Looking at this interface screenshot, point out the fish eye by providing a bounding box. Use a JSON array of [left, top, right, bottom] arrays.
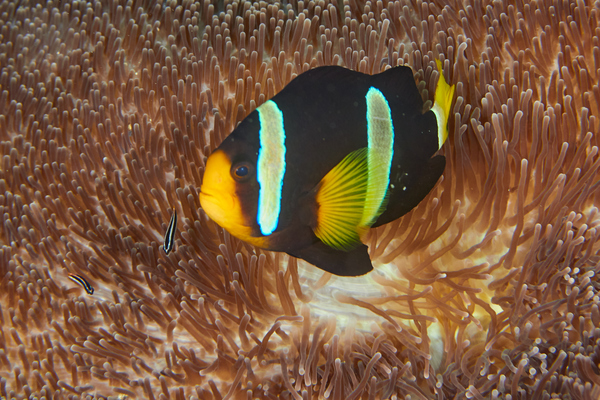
[[231, 162, 253, 181], [237, 166, 248, 176]]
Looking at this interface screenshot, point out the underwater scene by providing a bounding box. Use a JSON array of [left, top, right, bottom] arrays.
[[0, 0, 599, 399]]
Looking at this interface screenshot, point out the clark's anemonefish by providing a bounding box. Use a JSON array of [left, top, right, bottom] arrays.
[[200, 60, 455, 276]]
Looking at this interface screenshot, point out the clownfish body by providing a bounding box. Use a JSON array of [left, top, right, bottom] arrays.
[[200, 61, 455, 276]]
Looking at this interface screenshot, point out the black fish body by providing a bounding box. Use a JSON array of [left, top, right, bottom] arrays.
[[200, 63, 454, 276]]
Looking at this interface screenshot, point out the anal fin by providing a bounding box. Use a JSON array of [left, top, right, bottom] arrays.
[[287, 241, 373, 276]]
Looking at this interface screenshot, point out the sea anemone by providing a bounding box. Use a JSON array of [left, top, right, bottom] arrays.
[[1, 0, 600, 399]]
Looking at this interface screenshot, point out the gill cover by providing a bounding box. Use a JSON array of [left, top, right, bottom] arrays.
[[199, 149, 266, 248]]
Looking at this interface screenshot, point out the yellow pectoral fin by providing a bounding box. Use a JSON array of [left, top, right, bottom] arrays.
[[314, 148, 370, 251]]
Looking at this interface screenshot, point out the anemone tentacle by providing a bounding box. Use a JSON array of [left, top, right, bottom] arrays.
[[0, 1, 599, 399]]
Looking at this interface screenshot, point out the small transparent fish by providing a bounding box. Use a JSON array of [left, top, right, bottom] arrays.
[[68, 273, 94, 295], [164, 209, 177, 254]]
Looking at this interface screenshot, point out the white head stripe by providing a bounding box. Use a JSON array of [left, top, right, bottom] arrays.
[[361, 87, 394, 226], [256, 100, 286, 235]]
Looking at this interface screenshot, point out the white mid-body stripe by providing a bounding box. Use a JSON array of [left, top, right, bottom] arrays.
[[361, 87, 394, 226], [256, 100, 286, 235]]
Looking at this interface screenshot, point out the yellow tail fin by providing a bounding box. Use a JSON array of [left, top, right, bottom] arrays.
[[432, 59, 455, 148]]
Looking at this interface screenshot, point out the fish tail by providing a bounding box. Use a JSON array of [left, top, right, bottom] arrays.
[[432, 59, 456, 148]]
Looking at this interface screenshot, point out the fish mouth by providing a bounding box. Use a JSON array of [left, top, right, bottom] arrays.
[[199, 190, 214, 201], [199, 189, 258, 244], [199, 188, 220, 201], [199, 191, 220, 209], [199, 189, 235, 214]]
